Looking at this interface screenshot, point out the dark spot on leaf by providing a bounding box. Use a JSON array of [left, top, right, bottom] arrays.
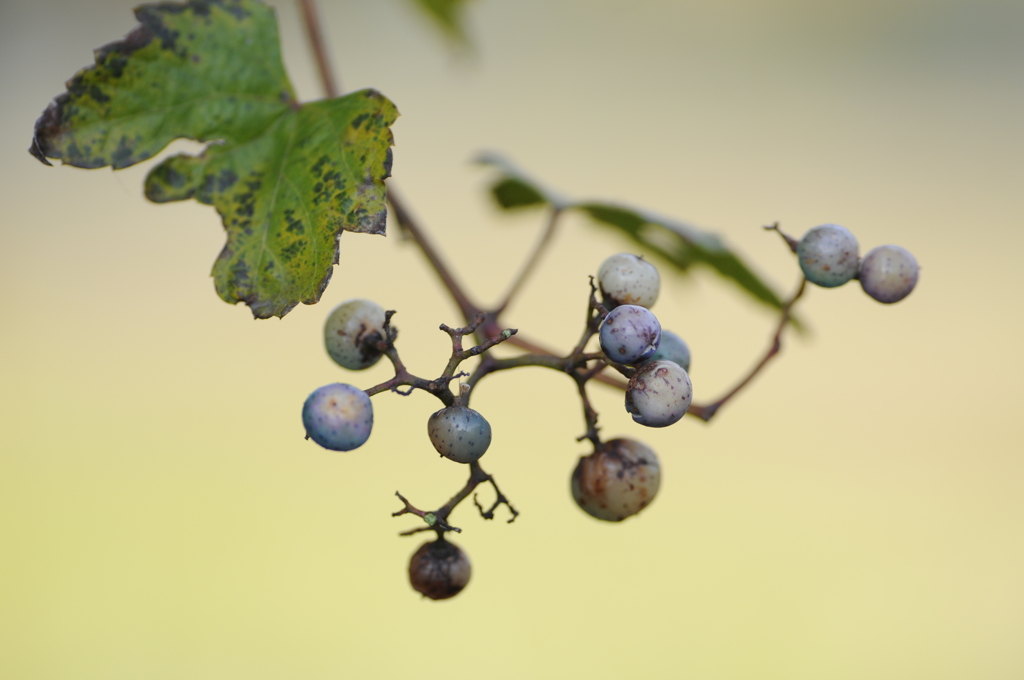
[[283, 208, 304, 234], [216, 168, 238, 191], [136, 7, 181, 53], [197, 173, 217, 204], [111, 136, 136, 168], [231, 258, 250, 284], [95, 24, 154, 62], [351, 113, 369, 130], [222, 2, 251, 21], [88, 85, 110, 105], [311, 155, 329, 178]]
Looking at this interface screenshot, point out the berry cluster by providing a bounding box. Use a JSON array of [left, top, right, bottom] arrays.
[[300, 224, 918, 600]]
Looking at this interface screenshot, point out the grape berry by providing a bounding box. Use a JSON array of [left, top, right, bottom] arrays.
[[571, 439, 661, 522], [324, 299, 387, 371], [408, 538, 472, 600], [625, 359, 693, 428], [597, 252, 660, 308], [302, 383, 373, 451], [641, 329, 691, 373], [599, 304, 661, 365], [859, 245, 920, 303], [797, 223, 860, 288], [427, 405, 493, 464]]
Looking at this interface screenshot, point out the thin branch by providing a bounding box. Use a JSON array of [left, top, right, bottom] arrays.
[[574, 377, 602, 447], [387, 187, 481, 324], [765, 221, 799, 253], [364, 311, 514, 404], [393, 491, 461, 535], [493, 207, 563, 315], [394, 463, 518, 535], [472, 474, 520, 524], [688, 277, 807, 422], [297, 0, 341, 98]]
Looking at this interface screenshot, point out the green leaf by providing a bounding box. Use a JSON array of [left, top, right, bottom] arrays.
[[476, 151, 570, 210], [405, 0, 475, 45], [577, 204, 786, 310], [30, 0, 398, 319], [477, 153, 788, 311]]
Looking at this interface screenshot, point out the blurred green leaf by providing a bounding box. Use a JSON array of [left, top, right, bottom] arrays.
[[478, 152, 788, 311], [491, 178, 547, 209], [476, 151, 570, 210], [405, 0, 475, 45], [30, 0, 397, 319]]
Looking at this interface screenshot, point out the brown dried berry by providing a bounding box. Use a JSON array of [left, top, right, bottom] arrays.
[[408, 538, 472, 600], [571, 438, 661, 522]]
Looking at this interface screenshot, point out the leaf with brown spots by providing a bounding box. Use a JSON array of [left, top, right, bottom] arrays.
[[30, 0, 398, 318]]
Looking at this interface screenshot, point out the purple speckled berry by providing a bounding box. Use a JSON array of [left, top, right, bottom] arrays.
[[302, 383, 373, 451], [599, 304, 661, 365], [859, 245, 919, 304], [625, 360, 692, 427], [571, 439, 661, 522], [427, 405, 492, 464], [797, 224, 860, 288]]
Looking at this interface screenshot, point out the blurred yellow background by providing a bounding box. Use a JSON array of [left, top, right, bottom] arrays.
[[2, 0, 1023, 677]]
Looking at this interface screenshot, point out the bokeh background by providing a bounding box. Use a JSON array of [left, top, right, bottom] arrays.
[[2, 0, 1023, 677]]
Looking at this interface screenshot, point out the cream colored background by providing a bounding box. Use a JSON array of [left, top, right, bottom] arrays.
[[2, 0, 1023, 677]]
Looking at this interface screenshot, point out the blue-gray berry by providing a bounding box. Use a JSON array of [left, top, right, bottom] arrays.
[[797, 224, 860, 288], [427, 405, 492, 464], [302, 383, 373, 451], [640, 329, 690, 373]]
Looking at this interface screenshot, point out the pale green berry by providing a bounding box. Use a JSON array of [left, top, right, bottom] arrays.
[[598, 253, 660, 308], [324, 299, 386, 370]]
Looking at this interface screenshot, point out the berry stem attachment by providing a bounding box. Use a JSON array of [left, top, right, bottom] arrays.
[[574, 377, 603, 447], [393, 491, 462, 535], [688, 276, 807, 422], [440, 314, 519, 390], [364, 311, 516, 406], [765, 221, 799, 253], [393, 462, 518, 536]]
